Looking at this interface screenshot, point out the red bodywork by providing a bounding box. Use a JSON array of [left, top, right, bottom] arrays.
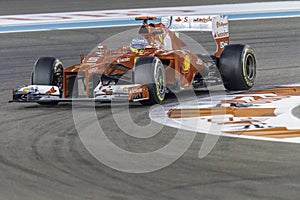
[[63, 17, 207, 99]]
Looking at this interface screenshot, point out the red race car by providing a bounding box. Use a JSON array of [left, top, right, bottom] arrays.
[[10, 15, 256, 105]]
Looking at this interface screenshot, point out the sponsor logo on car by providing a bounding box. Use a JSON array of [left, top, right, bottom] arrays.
[[117, 57, 130, 63], [216, 21, 228, 28], [45, 87, 57, 94], [214, 31, 229, 38], [183, 55, 190, 72], [87, 57, 98, 63], [193, 16, 213, 23]]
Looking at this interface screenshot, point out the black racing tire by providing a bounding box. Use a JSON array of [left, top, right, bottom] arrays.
[[219, 44, 256, 90], [32, 57, 64, 105], [133, 56, 166, 105], [32, 57, 63, 87]]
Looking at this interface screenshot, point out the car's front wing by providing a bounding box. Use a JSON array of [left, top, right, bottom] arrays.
[[9, 84, 150, 103]]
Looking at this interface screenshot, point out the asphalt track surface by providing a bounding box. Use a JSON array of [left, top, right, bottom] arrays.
[[1, 1, 300, 200]]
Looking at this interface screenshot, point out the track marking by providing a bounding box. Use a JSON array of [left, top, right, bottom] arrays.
[[150, 86, 300, 143]]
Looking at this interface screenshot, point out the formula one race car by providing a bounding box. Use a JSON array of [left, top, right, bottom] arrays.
[[10, 15, 256, 105]]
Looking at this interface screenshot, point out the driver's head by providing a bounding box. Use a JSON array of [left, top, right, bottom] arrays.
[[130, 35, 148, 53]]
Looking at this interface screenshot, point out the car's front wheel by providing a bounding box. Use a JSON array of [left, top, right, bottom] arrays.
[[133, 56, 166, 105], [32, 57, 64, 105]]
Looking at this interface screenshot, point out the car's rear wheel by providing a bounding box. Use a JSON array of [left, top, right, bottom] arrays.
[[134, 56, 166, 105], [32, 57, 64, 105], [219, 44, 256, 90]]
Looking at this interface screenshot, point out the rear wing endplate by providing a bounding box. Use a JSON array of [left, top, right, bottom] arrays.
[[161, 15, 229, 57]]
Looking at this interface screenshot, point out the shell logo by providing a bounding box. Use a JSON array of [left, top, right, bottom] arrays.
[[183, 55, 190, 72], [23, 87, 29, 93]]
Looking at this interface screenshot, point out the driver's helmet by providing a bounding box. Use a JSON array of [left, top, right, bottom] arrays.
[[130, 35, 148, 53]]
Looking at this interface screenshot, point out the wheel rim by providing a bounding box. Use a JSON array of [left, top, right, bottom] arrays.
[[154, 62, 165, 101], [245, 53, 256, 81], [53, 65, 64, 91], [157, 68, 164, 94]]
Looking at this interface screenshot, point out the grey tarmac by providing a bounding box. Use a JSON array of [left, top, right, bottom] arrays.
[[0, 0, 300, 199]]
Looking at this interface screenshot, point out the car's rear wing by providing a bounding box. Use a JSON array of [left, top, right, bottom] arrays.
[[161, 15, 229, 57]]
